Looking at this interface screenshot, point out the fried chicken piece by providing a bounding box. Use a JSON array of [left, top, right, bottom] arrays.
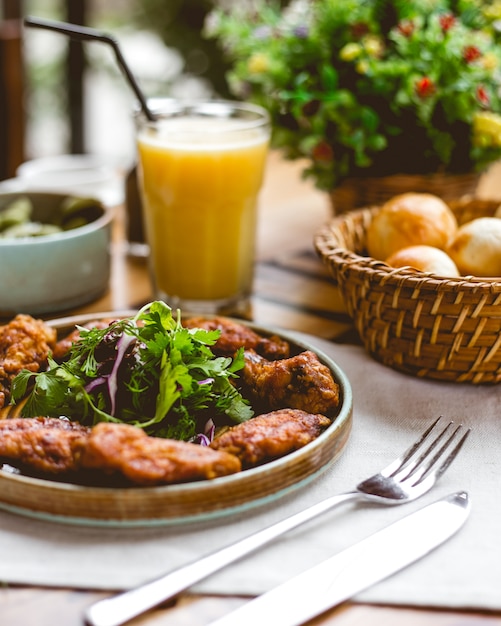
[[210, 408, 331, 468], [0, 419, 241, 485], [79, 422, 241, 485], [52, 318, 117, 360], [184, 316, 290, 359], [243, 350, 340, 416], [0, 417, 90, 474], [0, 315, 57, 408]]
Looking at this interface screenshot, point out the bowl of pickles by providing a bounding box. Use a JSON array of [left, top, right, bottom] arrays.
[[0, 191, 113, 316]]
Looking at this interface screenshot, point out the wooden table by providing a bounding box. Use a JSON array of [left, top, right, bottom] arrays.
[[2, 153, 501, 626]]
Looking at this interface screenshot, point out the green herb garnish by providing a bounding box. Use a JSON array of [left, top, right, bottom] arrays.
[[11, 301, 253, 441]]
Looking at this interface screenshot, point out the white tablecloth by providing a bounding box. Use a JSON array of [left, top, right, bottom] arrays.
[[0, 336, 499, 610]]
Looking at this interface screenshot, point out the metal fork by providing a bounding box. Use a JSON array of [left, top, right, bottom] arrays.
[[85, 417, 469, 626]]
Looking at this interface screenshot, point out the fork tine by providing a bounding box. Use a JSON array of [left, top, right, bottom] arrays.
[[392, 418, 455, 480], [410, 426, 471, 486], [381, 416, 444, 477]]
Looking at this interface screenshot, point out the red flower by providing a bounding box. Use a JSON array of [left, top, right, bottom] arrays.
[[350, 22, 370, 39], [415, 77, 436, 98], [312, 141, 334, 163], [439, 13, 456, 33], [463, 46, 482, 63], [397, 19, 415, 37], [476, 85, 490, 106]]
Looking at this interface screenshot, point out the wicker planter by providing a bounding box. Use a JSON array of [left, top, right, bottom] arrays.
[[315, 197, 501, 384], [329, 171, 481, 214]]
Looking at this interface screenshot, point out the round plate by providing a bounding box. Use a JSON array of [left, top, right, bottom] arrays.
[[0, 312, 353, 527]]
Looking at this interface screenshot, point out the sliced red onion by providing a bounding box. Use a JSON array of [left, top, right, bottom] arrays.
[[197, 377, 214, 386], [107, 332, 137, 415], [194, 433, 211, 446], [85, 376, 107, 393], [192, 418, 216, 446]]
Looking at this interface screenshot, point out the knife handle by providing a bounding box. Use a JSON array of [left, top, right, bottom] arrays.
[[84, 491, 358, 626]]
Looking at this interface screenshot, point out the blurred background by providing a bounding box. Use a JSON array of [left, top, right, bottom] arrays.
[[0, 0, 241, 180]]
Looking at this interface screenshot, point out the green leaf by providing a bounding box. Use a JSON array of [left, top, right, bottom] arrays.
[[321, 64, 338, 91], [10, 369, 33, 402], [11, 301, 254, 441]]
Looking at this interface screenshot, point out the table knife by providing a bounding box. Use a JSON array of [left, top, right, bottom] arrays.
[[207, 491, 470, 626]]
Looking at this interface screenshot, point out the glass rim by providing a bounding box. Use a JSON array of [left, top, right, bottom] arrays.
[[135, 98, 270, 132]]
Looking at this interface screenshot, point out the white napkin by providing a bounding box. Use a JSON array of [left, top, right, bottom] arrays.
[[0, 336, 499, 610]]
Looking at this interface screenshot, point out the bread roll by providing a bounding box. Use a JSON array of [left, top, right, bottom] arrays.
[[366, 192, 458, 261], [385, 245, 460, 277], [447, 217, 501, 277]]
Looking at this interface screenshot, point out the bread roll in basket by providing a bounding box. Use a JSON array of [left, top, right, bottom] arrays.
[[314, 197, 501, 384]]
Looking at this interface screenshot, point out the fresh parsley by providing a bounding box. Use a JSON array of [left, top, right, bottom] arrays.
[[11, 301, 253, 441]]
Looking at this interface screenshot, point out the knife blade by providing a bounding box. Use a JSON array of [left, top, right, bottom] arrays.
[[207, 491, 470, 626]]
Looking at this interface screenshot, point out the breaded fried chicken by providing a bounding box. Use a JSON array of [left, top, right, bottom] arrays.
[[0, 417, 90, 474], [0, 419, 241, 485], [184, 316, 290, 359], [0, 315, 57, 408], [79, 422, 241, 485], [210, 408, 331, 468], [243, 349, 340, 416]]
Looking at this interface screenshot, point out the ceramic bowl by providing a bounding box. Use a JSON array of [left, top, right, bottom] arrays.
[[0, 191, 113, 316]]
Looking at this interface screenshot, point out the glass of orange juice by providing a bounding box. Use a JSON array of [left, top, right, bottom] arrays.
[[135, 99, 270, 316]]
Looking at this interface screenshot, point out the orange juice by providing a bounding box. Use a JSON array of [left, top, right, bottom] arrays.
[[136, 104, 270, 314]]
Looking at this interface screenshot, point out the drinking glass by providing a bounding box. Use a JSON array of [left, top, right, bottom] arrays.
[[135, 99, 270, 316]]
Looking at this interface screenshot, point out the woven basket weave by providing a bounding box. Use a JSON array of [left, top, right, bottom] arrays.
[[314, 197, 501, 384], [330, 172, 480, 214]]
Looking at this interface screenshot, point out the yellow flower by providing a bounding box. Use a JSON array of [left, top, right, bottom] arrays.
[[483, 0, 501, 20], [248, 53, 270, 74], [339, 42, 361, 61], [482, 52, 498, 71], [473, 111, 501, 147], [363, 35, 384, 58], [356, 59, 370, 74]]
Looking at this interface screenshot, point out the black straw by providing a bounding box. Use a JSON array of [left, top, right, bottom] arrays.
[[24, 16, 157, 122]]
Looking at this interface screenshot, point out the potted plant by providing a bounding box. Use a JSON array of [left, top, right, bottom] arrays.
[[205, 0, 501, 210]]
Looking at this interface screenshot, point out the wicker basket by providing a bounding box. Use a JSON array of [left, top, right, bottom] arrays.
[[314, 197, 501, 384], [330, 171, 480, 214]]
